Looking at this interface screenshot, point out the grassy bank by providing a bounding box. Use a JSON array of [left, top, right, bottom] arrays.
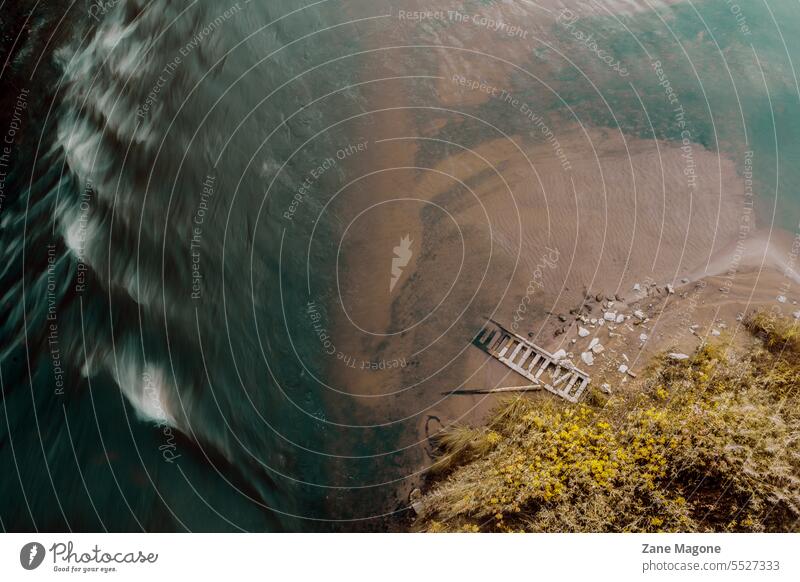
[[414, 311, 800, 532]]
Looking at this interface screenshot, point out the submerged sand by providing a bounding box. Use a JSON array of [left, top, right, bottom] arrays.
[[314, 0, 797, 521]]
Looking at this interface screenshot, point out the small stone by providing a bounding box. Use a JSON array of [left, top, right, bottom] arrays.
[[615, 313, 625, 324], [595, 293, 603, 302], [554, 327, 565, 336], [600, 383, 612, 395], [588, 338, 599, 349], [604, 312, 617, 321], [666, 284, 675, 294], [581, 352, 594, 366], [578, 327, 590, 337], [558, 314, 568, 322], [634, 310, 645, 320], [553, 349, 567, 361], [633, 283, 641, 292], [591, 343, 604, 354], [711, 329, 721, 336], [590, 318, 598, 325], [615, 294, 623, 302], [681, 278, 689, 284], [618, 364, 628, 374], [669, 353, 690, 360], [777, 295, 787, 303], [639, 333, 648, 342], [598, 319, 605, 327], [793, 311, 800, 320]]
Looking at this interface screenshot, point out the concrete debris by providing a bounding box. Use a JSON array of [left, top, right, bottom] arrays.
[[578, 327, 590, 337], [581, 352, 595, 366], [553, 349, 567, 361]]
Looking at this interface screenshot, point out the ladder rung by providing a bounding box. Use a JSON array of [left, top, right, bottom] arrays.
[[504, 342, 524, 363], [534, 359, 551, 379]]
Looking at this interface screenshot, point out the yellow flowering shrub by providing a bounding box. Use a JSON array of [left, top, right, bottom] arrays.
[[415, 313, 800, 533]]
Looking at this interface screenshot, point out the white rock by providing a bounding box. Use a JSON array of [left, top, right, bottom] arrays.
[[777, 295, 787, 303], [590, 318, 597, 325], [604, 312, 616, 321], [571, 339, 577, 344], [666, 284, 675, 294], [690, 324, 699, 330], [639, 333, 648, 342], [618, 364, 628, 374], [578, 327, 590, 337], [553, 349, 567, 361], [633, 283, 641, 292], [581, 352, 594, 366], [634, 310, 645, 320], [669, 353, 690, 360], [598, 320, 605, 327], [711, 329, 721, 336], [615, 313, 625, 324], [681, 278, 689, 284], [591, 343, 605, 354], [794, 311, 800, 320], [588, 338, 599, 349], [600, 383, 612, 394]]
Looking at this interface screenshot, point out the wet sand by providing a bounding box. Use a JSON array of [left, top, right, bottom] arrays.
[[316, 0, 796, 522]]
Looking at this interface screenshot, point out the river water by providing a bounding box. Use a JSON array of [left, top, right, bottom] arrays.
[[2, 0, 799, 531]]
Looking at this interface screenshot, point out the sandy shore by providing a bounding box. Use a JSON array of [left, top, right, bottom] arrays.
[[316, 0, 798, 521]]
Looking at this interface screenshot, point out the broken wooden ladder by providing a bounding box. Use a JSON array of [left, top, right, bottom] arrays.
[[471, 319, 591, 403]]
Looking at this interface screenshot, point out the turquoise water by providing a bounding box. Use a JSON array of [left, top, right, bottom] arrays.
[[546, 0, 800, 228]]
